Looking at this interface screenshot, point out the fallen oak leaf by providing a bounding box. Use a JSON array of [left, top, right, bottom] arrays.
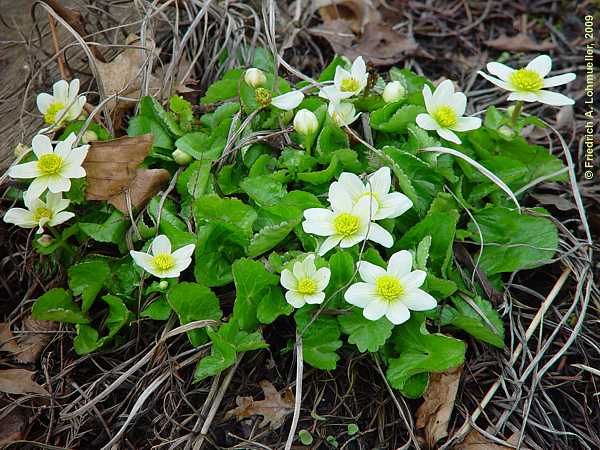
[[83, 134, 171, 213], [416, 365, 463, 448], [314, 0, 381, 32], [225, 380, 294, 429], [0, 369, 49, 396], [14, 317, 58, 364], [484, 34, 555, 52]]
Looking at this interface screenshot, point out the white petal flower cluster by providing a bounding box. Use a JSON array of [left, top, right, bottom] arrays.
[[245, 68, 304, 111], [280, 255, 330, 307], [478, 55, 575, 106], [130, 235, 195, 279], [3, 191, 74, 233], [37, 79, 86, 129]]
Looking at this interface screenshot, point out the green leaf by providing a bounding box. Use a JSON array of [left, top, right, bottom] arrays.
[[257, 286, 293, 324], [170, 95, 194, 132], [325, 250, 355, 308], [338, 308, 393, 352], [232, 259, 279, 331], [240, 175, 287, 207], [141, 298, 172, 321], [194, 327, 237, 381], [74, 295, 130, 354], [247, 220, 298, 257], [59, 120, 111, 141], [167, 282, 223, 346], [127, 116, 174, 149], [295, 307, 342, 370], [200, 69, 243, 104], [318, 56, 349, 82], [468, 207, 558, 275], [201, 102, 240, 129], [177, 160, 213, 200], [386, 315, 465, 398], [175, 132, 223, 161], [441, 296, 504, 348], [315, 123, 349, 160], [415, 236, 431, 270], [73, 325, 101, 354], [297, 155, 339, 185], [193, 194, 257, 237], [79, 209, 128, 244], [279, 148, 317, 174], [68, 259, 112, 312], [32, 288, 90, 324], [370, 104, 425, 133]]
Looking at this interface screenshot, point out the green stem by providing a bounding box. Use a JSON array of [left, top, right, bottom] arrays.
[[509, 100, 523, 128]]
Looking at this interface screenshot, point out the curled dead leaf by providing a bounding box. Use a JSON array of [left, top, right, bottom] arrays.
[[225, 380, 294, 429], [416, 366, 463, 448], [455, 430, 514, 450], [310, 20, 417, 66], [0, 369, 48, 396], [314, 0, 381, 32], [484, 34, 555, 52], [83, 134, 170, 213], [14, 318, 58, 364]]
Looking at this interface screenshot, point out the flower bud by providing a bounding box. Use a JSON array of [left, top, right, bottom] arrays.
[[244, 68, 267, 88], [36, 234, 54, 248], [498, 125, 516, 138], [293, 109, 319, 135], [159, 280, 169, 290], [14, 143, 31, 158], [172, 149, 192, 165], [81, 130, 98, 144], [382, 81, 407, 103]]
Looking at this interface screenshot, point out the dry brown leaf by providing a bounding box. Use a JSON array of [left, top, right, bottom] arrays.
[[14, 318, 58, 364], [416, 366, 463, 448], [0, 404, 27, 445], [484, 34, 555, 52], [0, 369, 48, 396], [83, 134, 170, 213], [0, 323, 19, 353], [225, 380, 294, 429], [314, 0, 381, 32], [455, 430, 512, 449], [311, 20, 417, 66]]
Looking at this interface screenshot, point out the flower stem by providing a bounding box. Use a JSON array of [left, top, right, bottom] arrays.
[[509, 100, 523, 128]]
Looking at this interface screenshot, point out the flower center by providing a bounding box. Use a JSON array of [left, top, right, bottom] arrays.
[[375, 275, 404, 302], [297, 277, 317, 295], [340, 77, 360, 92], [37, 154, 63, 175], [509, 69, 543, 92], [333, 213, 360, 237], [433, 105, 458, 128], [255, 88, 272, 107], [33, 207, 53, 221], [43, 102, 65, 125], [152, 253, 175, 271]]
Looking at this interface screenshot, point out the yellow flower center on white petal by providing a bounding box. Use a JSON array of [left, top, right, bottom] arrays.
[[433, 105, 458, 128], [334, 213, 360, 237], [255, 88, 272, 107], [44, 102, 65, 125], [297, 277, 317, 295], [340, 78, 360, 92], [509, 69, 543, 92], [33, 207, 53, 221], [375, 275, 404, 302], [37, 154, 63, 175], [152, 253, 175, 271]]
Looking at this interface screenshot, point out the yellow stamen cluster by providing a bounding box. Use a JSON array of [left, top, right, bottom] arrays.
[[37, 154, 63, 175], [33, 207, 53, 221], [334, 213, 360, 237], [375, 275, 404, 302], [255, 88, 272, 107], [297, 277, 317, 295], [43, 102, 65, 125], [433, 105, 458, 128], [509, 69, 544, 92], [153, 253, 175, 271], [340, 78, 360, 92]]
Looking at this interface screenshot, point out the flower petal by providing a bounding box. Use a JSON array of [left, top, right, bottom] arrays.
[[357, 261, 386, 283], [32, 134, 53, 158], [329, 181, 354, 212], [3, 208, 37, 228], [301, 254, 317, 277], [351, 56, 366, 81], [400, 270, 426, 291], [387, 250, 413, 278], [68, 79, 80, 100], [451, 92, 467, 117], [422, 84, 434, 112], [49, 211, 75, 227], [526, 55, 552, 78], [318, 235, 342, 256], [339, 232, 367, 249], [302, 218, 335, 237], [293, 260, 307, 279], [385, 302, 411, 325], [304, 208, 334, 222], [304, 292, 326, 305], [60, 164, 86, 179], [486, 62, 515, 81], [344, 282, 376, 307], [478, 71, 511, 90], [337, 172, 364, 201], [46, 175, 70, 193], [452, 116, 482, 132], [8, 161, 41, 179], [416, 113, 438, 131], [506, 91, 539, 102], [26, 177, 49, 200], [363, 297, 388, 321], [535, 90, 575, 106], [52, 80, 69, 102], [172, 244, 196, 269], [367, 166, 391, 197], [285, 291, 306, 308], [436, 127, 461, 144], [366, 222, 394, 248], [401, 288, 437, 311], [130, 250, 155, 274], [431, 80, 454, 109], [314, 267, 331, 291], [334, 66, 351, 87], [376, 192, 413, 220], [543, 73, 576, 88], [36, 93, 54, 114], [319, 85, 348, 102], [280, 269, 297, 290], [152, 235, 171, 255], [271, 90, 304, 110]]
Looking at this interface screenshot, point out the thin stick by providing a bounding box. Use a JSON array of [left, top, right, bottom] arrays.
[[47, 13, 70, 79], [285, 332, 303, 450]]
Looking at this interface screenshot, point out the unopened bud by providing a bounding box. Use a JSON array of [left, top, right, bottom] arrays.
[[498, 125, 516, 138], [293, 109, 319, 135], [159, 280, 169, 290], [382, 81, 407, 103], [172, 149, 192, 165], [36, 234, 54, 247], [81, 130, 98, 144], [244, 68, 267, 88]]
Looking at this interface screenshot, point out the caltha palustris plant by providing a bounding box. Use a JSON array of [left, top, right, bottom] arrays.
[[3, 51, 574, 403]]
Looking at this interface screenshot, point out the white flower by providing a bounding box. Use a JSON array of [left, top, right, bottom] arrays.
[[344, 250, 437, 325], [8, 133, 88, 200], [130, 235, 195, 279], [280, 255, 331, 307], [319, 56, 368, 100], [302, 182, 393, 256], [3, 191, 74, 233], [255, 87, 304, 110], [36, 79, 86, 128], [332, 167, 412, 220], [293, 109, 319, 135], [328, 101, 360, 127], [382, 81, 407, 103], [416, 80, 481, 145], [244, 68, 267, 88], [478, 55, 576, 106]]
